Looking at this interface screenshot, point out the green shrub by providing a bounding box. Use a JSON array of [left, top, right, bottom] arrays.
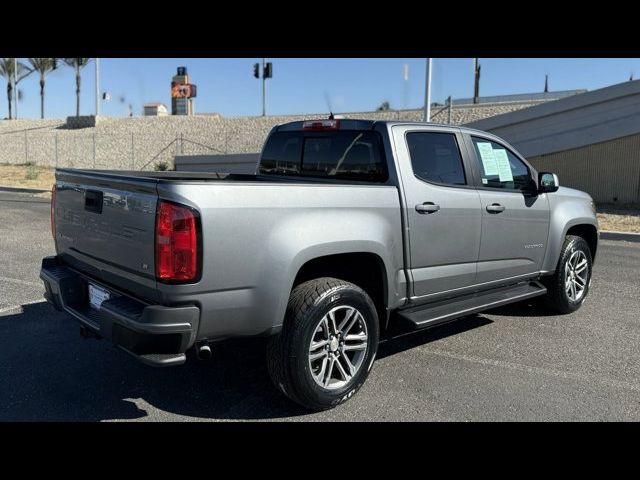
[[154, 160, 172, 171], [25, 165, 39, 180]]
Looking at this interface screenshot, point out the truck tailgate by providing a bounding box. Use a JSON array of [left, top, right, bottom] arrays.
[[53, 169, 159, 301]]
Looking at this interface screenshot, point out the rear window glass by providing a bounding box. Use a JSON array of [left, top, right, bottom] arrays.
[[259, 131, 387, 182]]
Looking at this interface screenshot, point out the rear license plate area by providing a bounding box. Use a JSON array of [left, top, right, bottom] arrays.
[[88, 283, 110, 310]]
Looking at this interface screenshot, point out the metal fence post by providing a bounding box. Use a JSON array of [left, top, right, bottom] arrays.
[[447, 96, 453, 125], [55, 133, 58, 168]]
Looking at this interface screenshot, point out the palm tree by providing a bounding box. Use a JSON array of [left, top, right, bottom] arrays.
[[0, 58, 31, 119], [28, 58, 56, 119], [63, 58, 91, 117]]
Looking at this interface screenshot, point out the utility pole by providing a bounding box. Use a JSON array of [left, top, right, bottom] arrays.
[[95, 58, 100, 116], [262, 58, 266, 116], [423, 58, 432, 122], [14, 57, 18, 119], [473, 58, 481, 104], [544, 74, 549, 93]]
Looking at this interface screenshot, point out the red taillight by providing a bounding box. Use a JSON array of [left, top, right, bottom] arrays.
[[51, 184, 57, 241], [302, 119, 340, 131], [155, 200, 199, 282]]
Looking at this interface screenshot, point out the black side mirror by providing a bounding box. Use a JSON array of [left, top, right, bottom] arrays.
[[539, 172, 559, 193]]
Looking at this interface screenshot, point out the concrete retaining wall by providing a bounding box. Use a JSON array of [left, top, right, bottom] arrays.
[[0, 100, 547, 171]]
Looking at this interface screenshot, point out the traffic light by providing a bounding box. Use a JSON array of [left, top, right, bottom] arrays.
[[264, 62, 272, 79], [253, 63, 260, 78]]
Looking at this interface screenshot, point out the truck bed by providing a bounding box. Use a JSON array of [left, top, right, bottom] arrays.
[[57, 168, 396, 186], [52, 168, 406, 337]]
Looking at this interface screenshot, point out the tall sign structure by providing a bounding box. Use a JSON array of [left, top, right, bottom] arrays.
[[171, 66, 197, 115]]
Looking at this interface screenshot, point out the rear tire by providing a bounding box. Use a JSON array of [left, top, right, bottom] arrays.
[[541, 235, 592, 314], [267, 277, 379, 411]]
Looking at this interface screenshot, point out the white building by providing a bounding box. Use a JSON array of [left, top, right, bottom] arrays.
[[143, 103, 169, 116]]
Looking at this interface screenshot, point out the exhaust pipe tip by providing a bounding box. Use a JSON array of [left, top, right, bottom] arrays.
[[196, 343, 212, 360]]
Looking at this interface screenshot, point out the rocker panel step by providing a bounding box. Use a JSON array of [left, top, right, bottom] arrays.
[[398, 281, 547, 329]]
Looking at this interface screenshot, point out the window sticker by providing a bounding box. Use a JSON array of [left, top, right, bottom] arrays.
[[476, 142, 499, 176], [492, 148, 514, 182]]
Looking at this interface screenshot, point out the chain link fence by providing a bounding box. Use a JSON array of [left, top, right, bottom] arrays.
[[0, 129, 268, 171]]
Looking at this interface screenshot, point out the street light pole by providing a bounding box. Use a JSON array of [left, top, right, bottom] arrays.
[[423, 58, 432, 122], [473, 58, 481, 104], [262, 58, 266, 116], [14, 57, 18, 119], [95, 58, 100, 116]]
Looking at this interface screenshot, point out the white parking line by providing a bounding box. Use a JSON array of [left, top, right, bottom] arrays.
[[423, 347, 640, 393]]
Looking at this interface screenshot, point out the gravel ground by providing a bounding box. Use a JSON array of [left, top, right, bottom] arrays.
[[597, 204, 640, 233], [0, 164, 55, 190]]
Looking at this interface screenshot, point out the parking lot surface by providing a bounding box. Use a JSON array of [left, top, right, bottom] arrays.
[[1, 190, 639, 421]]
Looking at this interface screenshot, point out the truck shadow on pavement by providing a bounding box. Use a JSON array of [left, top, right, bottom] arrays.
[[0, 302, 306, 421], [0, 301, 506, 421]]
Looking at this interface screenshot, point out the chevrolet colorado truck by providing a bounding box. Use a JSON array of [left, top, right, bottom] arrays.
[[41, 119, 598, 410]]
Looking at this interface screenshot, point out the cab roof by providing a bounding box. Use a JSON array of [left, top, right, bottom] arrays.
[[274, 118, 489, 136]]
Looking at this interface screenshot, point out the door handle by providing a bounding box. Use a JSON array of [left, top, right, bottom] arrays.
[[415, 202, 440, 214], [486, 203, 506, 213]]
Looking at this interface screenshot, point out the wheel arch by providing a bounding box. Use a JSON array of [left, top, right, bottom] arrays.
[[566, 224, 598, 262], [292, 251, 390, 331], [541, 202, 599, 273]]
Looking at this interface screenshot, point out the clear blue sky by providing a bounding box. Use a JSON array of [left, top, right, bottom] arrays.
[[5, 58, 640, 119]]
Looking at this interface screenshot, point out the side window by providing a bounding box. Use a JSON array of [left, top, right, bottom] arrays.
[[406, 132, 466, 186], [471, 137, 533, 191]]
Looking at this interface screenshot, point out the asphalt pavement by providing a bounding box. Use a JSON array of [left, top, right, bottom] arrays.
[[1, 190, 639, 421]]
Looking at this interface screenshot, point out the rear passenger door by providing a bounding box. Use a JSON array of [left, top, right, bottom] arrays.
[[392, 126, 482, 301], [464, 134, 550, 284]]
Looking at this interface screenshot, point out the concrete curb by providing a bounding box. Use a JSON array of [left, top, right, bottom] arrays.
[[0, 186, 49, 194], [600, 231, 640, 243]]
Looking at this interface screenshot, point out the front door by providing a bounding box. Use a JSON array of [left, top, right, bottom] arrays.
[[466, 134, 550, 284], [392, 126, 482, 300]]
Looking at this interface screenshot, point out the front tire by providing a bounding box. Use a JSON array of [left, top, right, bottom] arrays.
[[541, 235, 593, 314], [267, 277, 379, 411]]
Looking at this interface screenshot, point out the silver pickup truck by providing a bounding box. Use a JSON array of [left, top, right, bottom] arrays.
[[41, 119, 598, 410]]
